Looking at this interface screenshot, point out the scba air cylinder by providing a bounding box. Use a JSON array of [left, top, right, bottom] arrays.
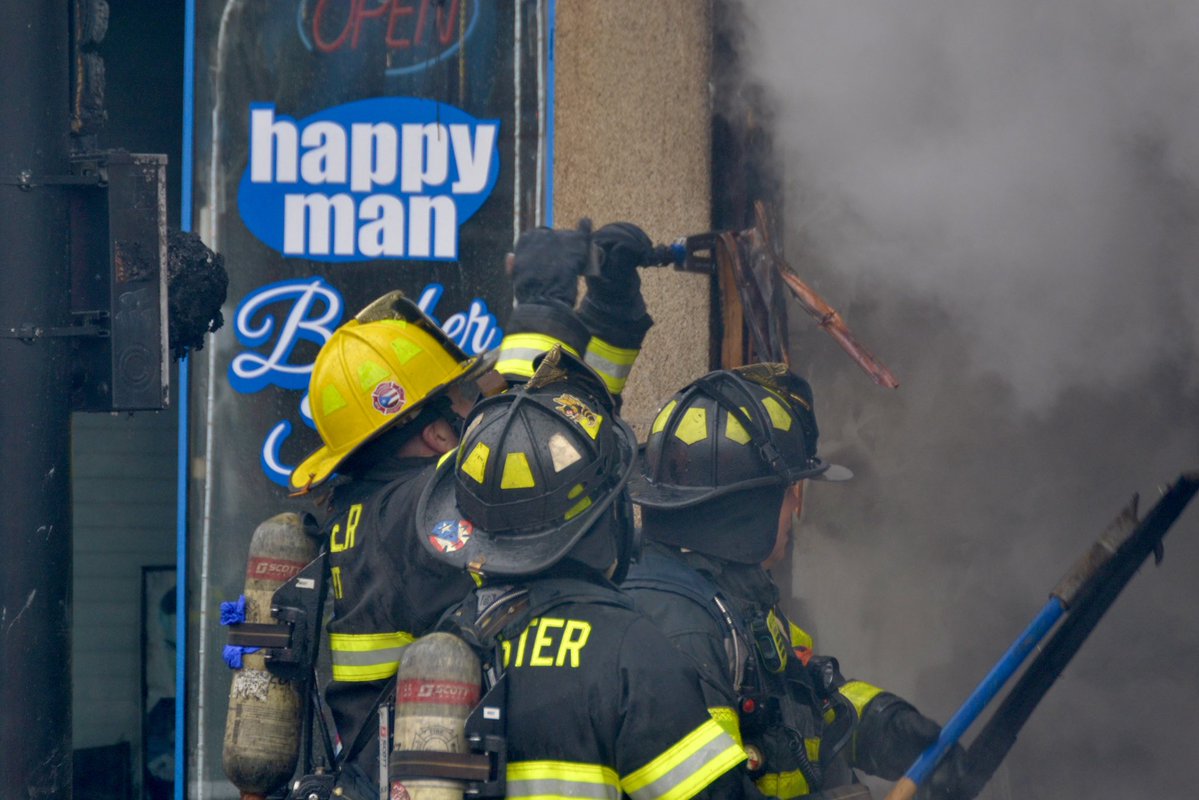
[[390, 632, 482, 800], [222, 512, 319, 799]]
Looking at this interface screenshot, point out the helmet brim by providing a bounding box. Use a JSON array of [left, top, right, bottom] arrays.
[[289, 349, 499, 492], [416, 415, 638, 578], [628, 446, 852, 510]]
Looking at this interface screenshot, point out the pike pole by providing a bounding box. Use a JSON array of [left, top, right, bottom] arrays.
[[885, 471, 1199, 800]]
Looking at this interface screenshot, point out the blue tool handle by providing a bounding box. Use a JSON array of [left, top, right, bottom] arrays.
[[896, 597, 1065, 792], [644, 240, 687, 267]]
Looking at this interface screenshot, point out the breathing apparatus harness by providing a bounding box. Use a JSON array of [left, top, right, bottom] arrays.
[[623, 548, 859, 794], [378, 573, 635, 798]]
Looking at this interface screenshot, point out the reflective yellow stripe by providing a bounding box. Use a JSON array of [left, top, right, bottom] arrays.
[[506, 760, 620, 800], [673, 408, 709, 445], [495, 334, 579, 378], [840, 679, 888, 767], [584, 337, 639, 394], [651, 400, 678, 434], [754, 740, 821, 799], [788, 621, 813, 650], [708, 706, 742, 748], [839, 679, 885, 718], [622, 718, 744, 800], [328, 630, 415, 682]]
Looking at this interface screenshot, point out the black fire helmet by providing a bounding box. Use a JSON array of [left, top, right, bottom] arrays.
[[417, 348, 638, 580], [629, 363, 852, 511]]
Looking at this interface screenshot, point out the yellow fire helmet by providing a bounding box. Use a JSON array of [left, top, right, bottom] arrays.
[[290, 291, 497, 493]]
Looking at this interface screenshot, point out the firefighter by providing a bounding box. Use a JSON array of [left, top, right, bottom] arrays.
[[415, 348, 751, 800], [288, 219, 658, 795], [288, 292, 490, 796], [622, 364, 969, 800]]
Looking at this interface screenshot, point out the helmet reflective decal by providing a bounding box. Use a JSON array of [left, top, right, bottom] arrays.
[[552, 393, 602, 439], [429, 519, 473, 553], [761, 396, 793, 431], [321, 384, 348, 415], [371, 381, 407, 414], [500, 452, 536, 489], [674, 407, 708, 445], [461, 441, 490, 484], [389, 334, 423, 364], [725, 407, 752, 444], [547, 432, 582, 472], [564, 495, 593, 521], [358, 359, 390, 389], [651, 399, 677, 435]]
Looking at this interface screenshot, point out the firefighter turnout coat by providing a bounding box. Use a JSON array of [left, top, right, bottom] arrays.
[[624, 542, 919, 800], [448, 570, 750, 800], [321, 454, 477, 781]]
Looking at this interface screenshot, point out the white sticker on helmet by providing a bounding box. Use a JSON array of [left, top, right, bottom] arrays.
[[548, 432, 582, 472]]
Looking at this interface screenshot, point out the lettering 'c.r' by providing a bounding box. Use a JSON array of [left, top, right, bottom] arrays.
[[330, 503, 363, 552]]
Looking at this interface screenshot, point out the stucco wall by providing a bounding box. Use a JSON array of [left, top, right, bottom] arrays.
[[554, 0, 712, 435]]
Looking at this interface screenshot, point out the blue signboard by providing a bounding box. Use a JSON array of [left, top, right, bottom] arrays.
[[239, 99, 500, 261]]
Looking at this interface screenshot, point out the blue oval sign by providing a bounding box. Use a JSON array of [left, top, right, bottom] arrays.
[[239, 97, 501, 263]]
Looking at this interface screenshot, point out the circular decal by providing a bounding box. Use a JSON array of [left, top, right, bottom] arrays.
[[372, 381, 406, 415], [429, 519, 474, 553]]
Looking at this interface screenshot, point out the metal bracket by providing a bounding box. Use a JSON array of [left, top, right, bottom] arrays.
[[2, 312, 111, 342], [266, 554, 327, 684], [0, 168, 106, 191]]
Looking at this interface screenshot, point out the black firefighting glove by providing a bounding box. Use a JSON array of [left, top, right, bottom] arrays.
[[589, 222, 653, 311], [917, 743, 973, 800], [855, 694, 975, 800], [579, 221, 655, 348], [504, 220, 594, 358], [510, 219, 593, 310]]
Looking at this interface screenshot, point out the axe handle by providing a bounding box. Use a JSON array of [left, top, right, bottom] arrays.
[[882, 597, 1065, 800], [886, 778, 919, 800], [888, 472, 1198, 800], [961, 472, 1199, 796]]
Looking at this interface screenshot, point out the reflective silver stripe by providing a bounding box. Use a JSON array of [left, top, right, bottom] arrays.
[[496, 336, 580, 375], [625, 724, 743, 800], [330, 646, 406, 668], [507, 777, 620, 800], [584, 348, 634, 381], [329, 633, 413, 681], [506, 762, 621, 800], [496, 345, 548, 366]]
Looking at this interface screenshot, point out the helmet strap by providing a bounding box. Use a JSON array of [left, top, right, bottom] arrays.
[[433, 394, 468, 438], [692, 375, 793, 482]]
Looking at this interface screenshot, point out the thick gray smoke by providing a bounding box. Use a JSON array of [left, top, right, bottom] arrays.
[[735, 1, 1199, 797]]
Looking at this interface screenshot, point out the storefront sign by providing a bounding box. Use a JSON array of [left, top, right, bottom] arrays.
[[241, 99, 499, 261]]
